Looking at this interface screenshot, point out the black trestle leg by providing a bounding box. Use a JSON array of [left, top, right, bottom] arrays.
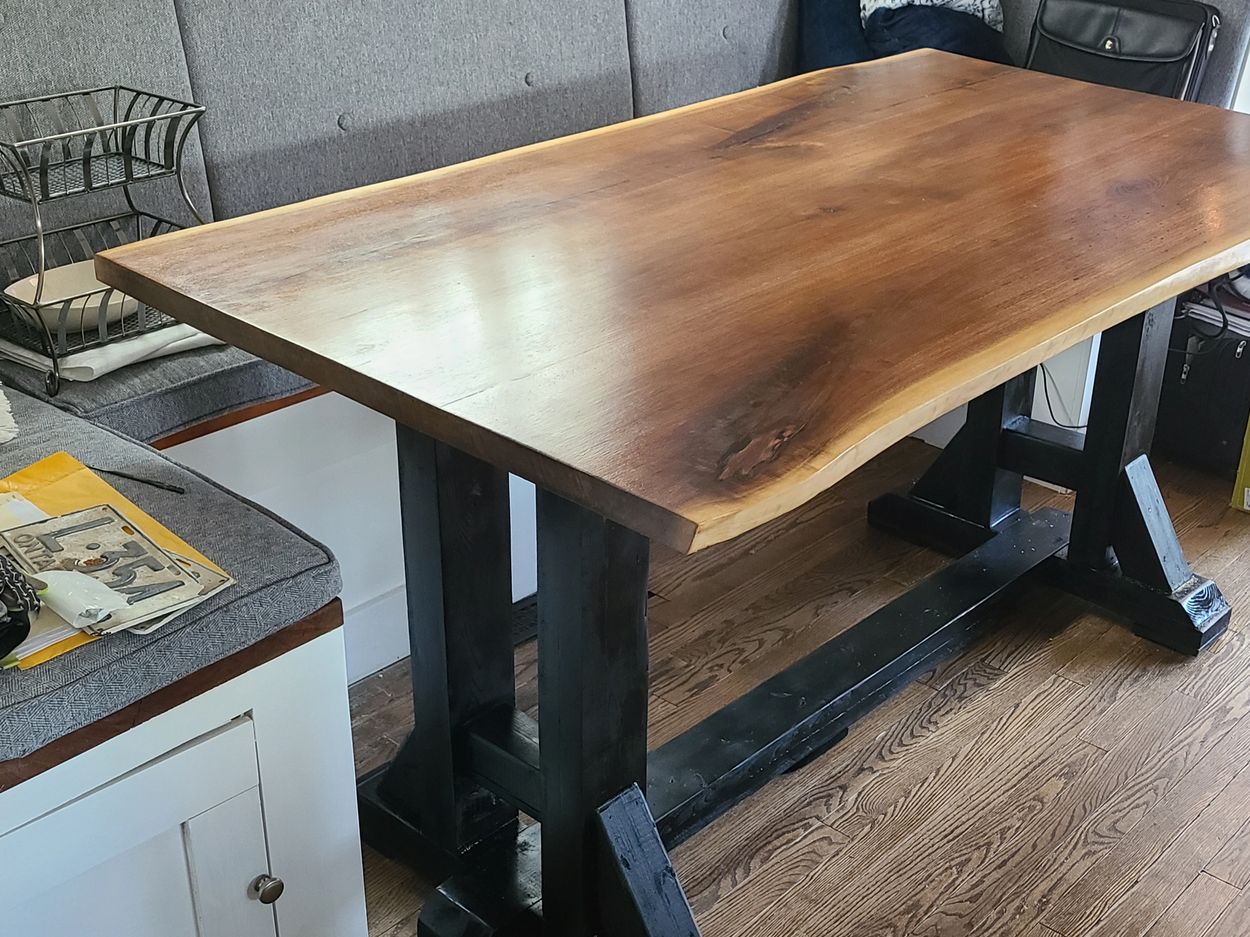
[[358, 426, 518, 874], [1050, 302, 1231, 654], [537, 490, 699, 937], [868, 371, 1035, 555], [416, 490, 700, 937]]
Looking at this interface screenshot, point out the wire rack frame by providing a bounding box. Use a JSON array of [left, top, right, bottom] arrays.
[[0, 86, 204, 212], [0, 211, 183, 395]]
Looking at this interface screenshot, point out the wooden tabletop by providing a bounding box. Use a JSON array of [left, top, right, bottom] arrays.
[[97, 50, 1250, 554]]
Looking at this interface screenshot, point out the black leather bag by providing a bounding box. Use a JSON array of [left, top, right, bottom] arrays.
[[1156, 312, 1250, 477], [1025, 0, 1220, 102]]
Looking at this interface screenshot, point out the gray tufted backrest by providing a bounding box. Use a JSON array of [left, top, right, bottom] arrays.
[[624, 0, 799, 115], [0, 0, 212, 240], [172, 0, 635, 218], [4, 0, 1249, 227]]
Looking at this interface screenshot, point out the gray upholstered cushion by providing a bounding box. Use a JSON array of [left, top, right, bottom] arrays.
[[1000, 0, 1250, 107], [176, 0, 634, 218], [0, 347, 312, 444], [0, 389, 340, 760], [0, 0, 212, 237], [624, 0, 798, 114]]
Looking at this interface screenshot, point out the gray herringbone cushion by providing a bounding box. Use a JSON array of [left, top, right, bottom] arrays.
[[0, 389, 340, 760], [0, 347, 312, 444]]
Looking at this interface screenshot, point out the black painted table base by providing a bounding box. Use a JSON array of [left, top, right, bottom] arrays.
[[357, 301, 1231, 937]]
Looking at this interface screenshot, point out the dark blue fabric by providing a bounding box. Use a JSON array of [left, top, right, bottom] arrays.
[[864, 6, 1011, 63], [799, 0, 874, 69]]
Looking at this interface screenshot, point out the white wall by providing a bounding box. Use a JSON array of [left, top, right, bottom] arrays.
[[911, 336, 1100, 448], [169, 394, 537, 683]]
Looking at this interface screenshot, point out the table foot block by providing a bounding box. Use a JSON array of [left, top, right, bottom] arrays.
[[358, 764, 460, 878], [867, 491, 1007, 557], [416, 790, 702, 937], [417, 824, 544, 937], [1049, 562, 1231, 655]]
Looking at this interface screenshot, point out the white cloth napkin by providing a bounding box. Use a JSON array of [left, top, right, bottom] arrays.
[[0, 324, 223, 382], [0, 387, 15, 444]]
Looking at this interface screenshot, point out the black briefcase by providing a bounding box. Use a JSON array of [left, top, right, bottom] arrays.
[[1025, 0, 1220, 102], [1155, 308, 1250, 477]]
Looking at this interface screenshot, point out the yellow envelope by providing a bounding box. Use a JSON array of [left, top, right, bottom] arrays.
[[0, 452, 227, 669], [0, 451, 224, 572]]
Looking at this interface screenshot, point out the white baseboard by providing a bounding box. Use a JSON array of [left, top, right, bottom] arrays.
[[341, 584, 410, 684]]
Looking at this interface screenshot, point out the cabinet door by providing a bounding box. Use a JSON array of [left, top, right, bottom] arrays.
[[185, 787, 279, 937], [5, 825, 201, 937], [1, 719, 278, 937]]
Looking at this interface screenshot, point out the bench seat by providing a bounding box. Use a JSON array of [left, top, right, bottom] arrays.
[[0, 348, 314, 446], [0, 388, 341, 760]]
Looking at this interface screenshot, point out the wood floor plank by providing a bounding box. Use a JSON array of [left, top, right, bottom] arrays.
[[1207, 816, 1250, 888], [1203, 885, 1250, 937], [1079, 767, 1250, 937], [816, 738, 1105, 937], [780, 681, 1210, 937], [648, 516, 932, 663], [823, 610, 1165, 841], [741, 673, 1114, 937], [682, 816, 847, 937], [1176, 631, 1250, 702], [916, 593, 1103, 693], [363, 846, 435, 937], [965, 674, 1250, 937], [1075, 627, 1249, 749], [906, 687, 1229, 937], [660, 679, 940, 858], [652, 533, 942, 708], [1043, 669, 1250, 935], [1141, 872, 1238, 937]]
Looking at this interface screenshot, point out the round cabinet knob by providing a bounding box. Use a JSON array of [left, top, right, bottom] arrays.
[[250, 874, 285, 904]]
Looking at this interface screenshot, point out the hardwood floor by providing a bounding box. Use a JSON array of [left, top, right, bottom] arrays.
[[349, 437, 1250, 937]]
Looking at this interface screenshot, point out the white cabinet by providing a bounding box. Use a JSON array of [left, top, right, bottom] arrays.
[[15, 827, 204, 937], [185, 789, 280, 937], [0, 630, 367, 937], [4, 719, 279, 937]]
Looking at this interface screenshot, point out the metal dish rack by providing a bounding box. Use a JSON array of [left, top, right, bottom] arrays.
[[0, 213, 182, 395], [0, 87, 205, 394]]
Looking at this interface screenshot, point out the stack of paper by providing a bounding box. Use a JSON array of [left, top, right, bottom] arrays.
[[1181, 300, 1250, 337], [0, 452, 234, 669]]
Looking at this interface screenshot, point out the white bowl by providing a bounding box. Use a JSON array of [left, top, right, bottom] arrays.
[[4, 260, 139, 334]]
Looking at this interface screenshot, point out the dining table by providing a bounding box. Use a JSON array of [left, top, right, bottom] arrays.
[[97, 49, 1250, 937]]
